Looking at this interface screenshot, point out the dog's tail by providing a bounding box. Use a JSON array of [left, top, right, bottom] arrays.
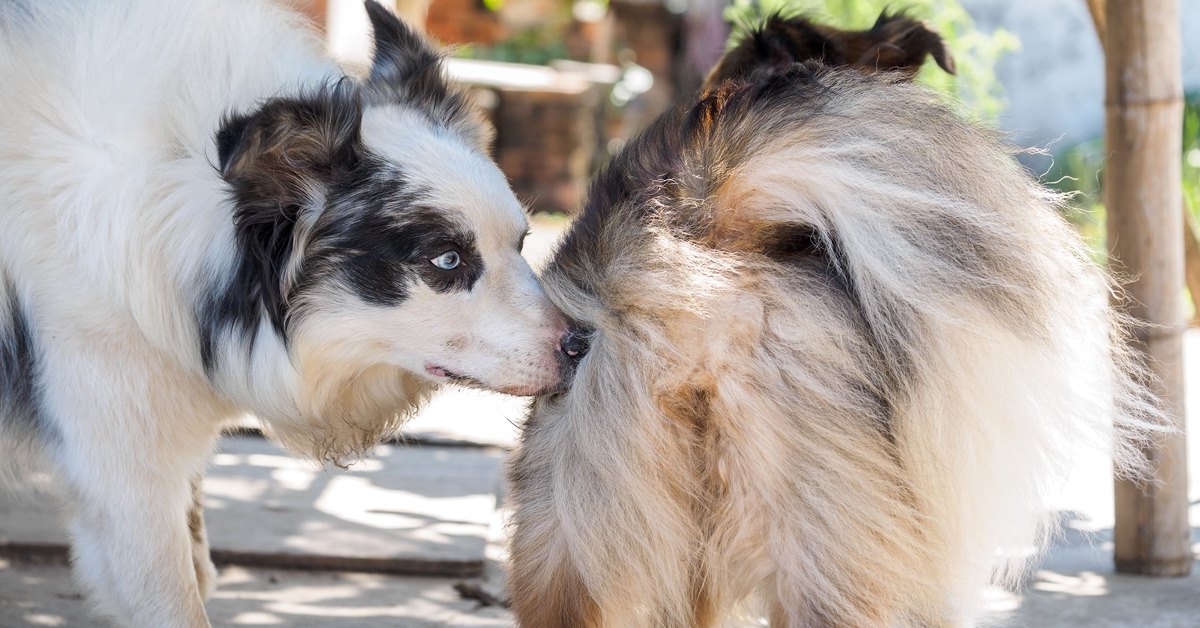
[[704, 11, 955, 92]]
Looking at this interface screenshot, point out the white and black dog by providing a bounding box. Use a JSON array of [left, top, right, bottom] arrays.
[[0, 0, 569, 625]]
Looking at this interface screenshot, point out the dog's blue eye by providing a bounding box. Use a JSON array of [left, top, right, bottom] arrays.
[[431, 250, 460, 270]]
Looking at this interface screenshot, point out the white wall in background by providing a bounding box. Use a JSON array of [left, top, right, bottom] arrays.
[[961, 0, 1199, 153]]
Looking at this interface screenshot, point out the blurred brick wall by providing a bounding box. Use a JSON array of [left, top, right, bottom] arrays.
[[290, 0, 328, 30], [286, 0, 617, 214], [611, 1, 682, 119], [424, 0, 611, 214], [491, 88, 599, 214], [425, 0, 504, 45]]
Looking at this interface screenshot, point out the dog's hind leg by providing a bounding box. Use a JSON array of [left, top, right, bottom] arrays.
[[188, 473, 218, 600], [508, 403, 702, 627], [505, 538, 603, 628]]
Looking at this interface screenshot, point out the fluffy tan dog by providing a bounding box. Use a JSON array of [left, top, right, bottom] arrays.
[[506, 14, 1162, 628]]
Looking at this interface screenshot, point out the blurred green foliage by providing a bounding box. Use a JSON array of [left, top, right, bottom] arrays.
[[1185, 95, 1200, 215], [453, 22, 570, 66], [723, 0, 1019, 124], [1046, 94, 1200, 255]]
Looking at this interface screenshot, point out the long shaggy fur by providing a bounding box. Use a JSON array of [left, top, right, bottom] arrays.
[[507, 59, 1164, 628]]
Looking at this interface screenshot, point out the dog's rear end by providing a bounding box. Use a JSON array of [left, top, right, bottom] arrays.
[[507, 16, 1163, 627]]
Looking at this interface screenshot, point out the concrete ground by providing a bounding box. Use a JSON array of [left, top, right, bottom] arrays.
[[1, 216, 1198, 626], [0, 561, 510, 627], [985, 523, 1200, 627], [3, 511, 1197, 627]]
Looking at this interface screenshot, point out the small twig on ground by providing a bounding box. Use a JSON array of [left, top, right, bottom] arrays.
[[453, 581, 511, 609]]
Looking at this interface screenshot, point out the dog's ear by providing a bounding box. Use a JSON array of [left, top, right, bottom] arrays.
[[853, 12, 955, 77], [215, 83, 363, 337], [217, 81, 362, 209], [704, 12, 954, 91], [361, 1, 491, 146], [363, 1, 443, 101]]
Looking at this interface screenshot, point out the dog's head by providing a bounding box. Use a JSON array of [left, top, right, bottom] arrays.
[[209, 2, 567, 457]]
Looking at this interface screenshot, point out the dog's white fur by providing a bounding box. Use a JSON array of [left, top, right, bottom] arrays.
[[507, 66, 1165, 626], [0, 1, 563, 625]]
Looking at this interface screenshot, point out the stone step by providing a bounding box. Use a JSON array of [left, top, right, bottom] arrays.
[[0, 436, 506, 578]]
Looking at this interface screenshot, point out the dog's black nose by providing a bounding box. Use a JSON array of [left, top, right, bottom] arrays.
[[559, 328, 590, 362]]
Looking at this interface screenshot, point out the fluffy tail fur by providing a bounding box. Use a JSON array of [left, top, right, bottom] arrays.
[[508, 58, 1165, 626]]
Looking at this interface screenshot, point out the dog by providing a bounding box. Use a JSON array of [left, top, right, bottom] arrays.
[[506, 14, 1164, 627], [0, 1, 572, 625]]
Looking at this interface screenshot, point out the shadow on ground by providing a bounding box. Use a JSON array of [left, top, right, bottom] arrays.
[[986, 510, 1200, 627], [0, 558, 510, 627]]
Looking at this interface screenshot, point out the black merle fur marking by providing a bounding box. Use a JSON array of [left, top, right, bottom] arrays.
[[203, 82, 365, 373], [0, 281, 47, 440], [301, 172, 485, 305]]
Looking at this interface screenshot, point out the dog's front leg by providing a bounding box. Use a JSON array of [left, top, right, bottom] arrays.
[[65, 465, 212, 627], [187, 473, 218, 600], [43, 349, 218, 627]]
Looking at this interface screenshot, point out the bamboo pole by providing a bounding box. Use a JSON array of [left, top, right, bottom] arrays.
[[1087, 0, 1200, 326], [1099, 0, 1192, 576]]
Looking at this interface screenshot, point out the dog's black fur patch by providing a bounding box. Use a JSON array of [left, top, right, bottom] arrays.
[[202, 81, 364, 373], [301, 169, 485, 305], [0, 281, 47, 440]]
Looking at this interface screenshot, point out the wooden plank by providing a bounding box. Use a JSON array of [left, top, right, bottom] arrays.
[[0, 437, 506, 578], [0, 561, 515, 627], [1100, 0, 1193, 576]]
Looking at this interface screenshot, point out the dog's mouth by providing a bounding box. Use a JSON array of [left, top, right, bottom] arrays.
[[424, 363, 554, 397], [425, 363, 476, 384]]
